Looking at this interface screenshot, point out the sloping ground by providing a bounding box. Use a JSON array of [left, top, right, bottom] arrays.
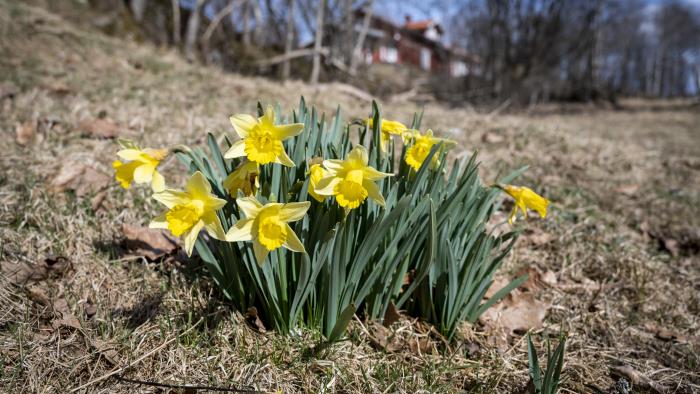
[[1, 1, 699, 392]]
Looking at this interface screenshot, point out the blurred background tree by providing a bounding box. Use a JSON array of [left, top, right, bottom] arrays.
[[78, 0, 700, 105]]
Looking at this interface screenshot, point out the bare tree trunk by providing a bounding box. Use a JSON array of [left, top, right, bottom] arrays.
[[309, 0, 325, 85], [242, 0, 251, 46], [171, 0, 181, 45], [252, 1, 263, 45], [202, 0, 238, 64], [341, 0, 353, 58], [185, 0, 206, 62], [349, 0, 373, 76], [282, 0, 296, 81], [130, 0, 147, 22]]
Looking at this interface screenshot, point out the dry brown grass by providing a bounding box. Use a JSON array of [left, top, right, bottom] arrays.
[[1, 1, 699, 392]]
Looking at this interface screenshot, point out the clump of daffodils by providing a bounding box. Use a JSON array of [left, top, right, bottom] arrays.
[[114, 102, 549, 338]]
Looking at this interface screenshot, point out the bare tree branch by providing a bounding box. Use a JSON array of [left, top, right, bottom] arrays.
[[349, 0, 373, 76], [202, 0, 239, 64], [258, 47, 329, 67]]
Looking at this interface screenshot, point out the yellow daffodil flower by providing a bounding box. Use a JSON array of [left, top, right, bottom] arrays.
[[367, 118, 408, 152], [226, 196, 310, 265], [404, 129, 456, 171], [149, 171, 227, 256], [112, 145, 168, 192], [223, 160, 259, 197], [501, 184, 549, 225], [307, 163, 327, 203], [224, 106, 304, 166], [314, 145, 392, 210]]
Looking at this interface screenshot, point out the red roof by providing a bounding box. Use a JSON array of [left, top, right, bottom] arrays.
[[404, 20, 433, 30]]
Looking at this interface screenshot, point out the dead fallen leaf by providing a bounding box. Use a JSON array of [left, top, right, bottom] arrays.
[[122, 224, 179, 260], [367, 322, 402, 352], [46, 81, 72, 95], [479, 291, 548, 335], [51, 316, 82, 330], [245, 306, 266, 333], [84, 298, 97, 319], [525, 228, 552, 246], [662, 238, 679, 257], [78, 118, 121, 138], [0, 81, 18, 100], [481, 131, 505, 144], [26, 286, 51, 306], [639, 220, 651, 238], [615, 184, 640, 196], [91, 338, 120, 365], [383, 302, 401, 327], [91, 190, 108, 211], [540, 270, 557, 286], [643, 323, 693, 344], [408, 337, 434, 355], [517, 267, 558, 293], [3, 261, 48, 284], [50, 162, 110, 196], [610, 365, 667, 394], [52, 297, 82, 330], [15, 121, 35, 145], [2, 256, 72, 285]]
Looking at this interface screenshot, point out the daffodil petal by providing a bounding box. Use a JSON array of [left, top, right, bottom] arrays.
[[205, 195, 227, 211], [363, 180, 385, 207], [230, 114, 256, 138], [262, 105, 275, 125], [117, 149, 146, 161], [237, 196, 263, 218], [223, 140, 246, 159], [273, 123, 304, 139], [151, 170, 165, 192], [278, 201, 310, 222], [149, 213, 169, 229], [186, 171, 212, 199], [362, 166, 392, 181], [153, 189, 190, 208], [133, 164, 154, 184], [202, 212, 226, 241], [275, 149, 295, 167], [508, 206, 518, 225], [183, 220, 204, 257], [226, 218, 254, 241], [347, 145, 369, 165], [323, 159, 344, 172], [282, 224, 306, 253], [253, 240, 269, 266], [314, 176, 341, 195]]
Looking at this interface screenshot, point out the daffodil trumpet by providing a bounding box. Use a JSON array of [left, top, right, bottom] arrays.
[[112, 140, 168, 192], [496, 184, 549, 224], [224, 105, 304, 166], [366, 117, 408, 153], [226, 196, 310, 265], [404, 129, 456, 171], [314, 145, 392, 210], [223, 160, 259, 197], [307, 162, 328, 203], [150, 171, 228, 256]]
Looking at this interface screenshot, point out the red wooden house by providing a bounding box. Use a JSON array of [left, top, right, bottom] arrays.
[[355, 11, 480, 77]]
